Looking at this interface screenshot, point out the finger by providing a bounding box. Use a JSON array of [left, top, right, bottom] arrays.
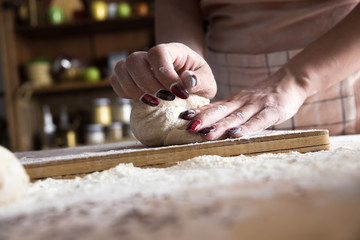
[[125, 52, 175, 101], [113, 60, 160, 107], [196, 103, 263, 140], [178, 100, 217, 121], [186, 101, 243, 133], [230, 107, 281, 138], [147, 44, 190, 99], [113, 60, 144, 99], [110, 74, 131, 98]]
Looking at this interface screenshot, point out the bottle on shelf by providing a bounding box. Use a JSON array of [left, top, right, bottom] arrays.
[[42, 105, 56, 149], [112, 97, 134, 138], [57, 105, 77, 148]]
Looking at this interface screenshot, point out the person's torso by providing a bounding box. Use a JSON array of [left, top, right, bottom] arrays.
[[200, 0, 359, 53]]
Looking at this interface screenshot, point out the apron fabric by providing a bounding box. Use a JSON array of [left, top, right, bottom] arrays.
[[206, 49, 360, 135]]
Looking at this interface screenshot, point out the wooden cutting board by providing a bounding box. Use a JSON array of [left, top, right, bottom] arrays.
[[17, 129, 330, 180]]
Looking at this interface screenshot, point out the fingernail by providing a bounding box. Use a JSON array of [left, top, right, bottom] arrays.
[[187, 119, 201, 131], [199, 126, 216, 135], [227, 127, 241, 136], [180, 110, 196, 120], [156, 90, 176, 101], [171, 83, 189, 99], [186, 71, 197, 88], [140, 94, 160, 107]]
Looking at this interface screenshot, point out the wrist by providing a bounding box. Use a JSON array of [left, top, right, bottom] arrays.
[[267, 66, 309, 105], [282, 64, 315, 98]]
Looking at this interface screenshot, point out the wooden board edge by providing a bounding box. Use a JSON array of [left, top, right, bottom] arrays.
[[24, 130, 329, 168], [25, 133, 330, 180]]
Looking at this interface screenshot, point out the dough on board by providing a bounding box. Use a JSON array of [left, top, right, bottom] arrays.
[[0, 145, 29, 205], [130, 95, 210, 146]]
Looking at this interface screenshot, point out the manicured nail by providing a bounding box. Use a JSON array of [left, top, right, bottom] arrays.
[[171, 83, 189, 99], [199, 126, 216, 135], [185, 71, 197, 88], [140, 94, 160, 107], [180, 110, 196, 120], [227, 127, 241, 136], [156, 90, 175, 101], [187, 119, 201, 131]]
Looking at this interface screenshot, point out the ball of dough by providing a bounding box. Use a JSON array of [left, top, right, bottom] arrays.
[[0, 145, 29, 205], [130, 95, 210, 146]]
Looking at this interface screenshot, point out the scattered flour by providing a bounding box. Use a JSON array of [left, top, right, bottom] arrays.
[[0, 135, 359, 218], [0, 135, 359, 240]]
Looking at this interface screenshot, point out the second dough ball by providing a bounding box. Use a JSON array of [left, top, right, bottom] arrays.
[[0, 145, 30, 206], [130, 95, 210, 146]]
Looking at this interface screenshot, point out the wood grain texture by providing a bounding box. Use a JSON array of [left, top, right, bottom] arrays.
[[18, 130, 330, 180]]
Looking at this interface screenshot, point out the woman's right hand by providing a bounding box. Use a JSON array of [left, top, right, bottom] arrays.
[[110, 42, 217, 106]]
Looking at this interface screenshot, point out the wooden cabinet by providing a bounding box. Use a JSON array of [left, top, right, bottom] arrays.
[[0, 1, 154, 151]]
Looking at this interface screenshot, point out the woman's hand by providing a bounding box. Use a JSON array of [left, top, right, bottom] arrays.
[[110, 42, 217, 106], [181, 67, 309, 140]]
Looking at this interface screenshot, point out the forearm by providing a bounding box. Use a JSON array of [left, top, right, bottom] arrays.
[[286, 4, 360, 97], [155, 0, 205, 56]]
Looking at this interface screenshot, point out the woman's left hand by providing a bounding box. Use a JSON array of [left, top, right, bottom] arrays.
[[182, 67, 309, 140]]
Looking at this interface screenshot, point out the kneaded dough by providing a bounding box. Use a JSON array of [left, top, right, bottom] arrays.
[[0, 145, 29, 205], [130, 95, 210, 146]]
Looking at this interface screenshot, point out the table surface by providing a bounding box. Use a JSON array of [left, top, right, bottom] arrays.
[[1, 134, 360, 240]]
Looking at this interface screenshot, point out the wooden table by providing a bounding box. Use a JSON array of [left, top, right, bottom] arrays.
[[0, 131, 359, 240]]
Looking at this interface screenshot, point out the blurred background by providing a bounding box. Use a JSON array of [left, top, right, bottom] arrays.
[[0, 0, 154, 151]]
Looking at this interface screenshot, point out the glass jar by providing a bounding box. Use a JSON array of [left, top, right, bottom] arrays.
[[112, 98, 131, 123], [93, 98, 112, 126], [85, 123, 105, 145], [107, 122, 123, 142]]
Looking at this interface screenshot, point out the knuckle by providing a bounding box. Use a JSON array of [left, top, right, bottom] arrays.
[[264, 95, 279, 107], [148, 45, 165, 59], [126, 51, 147, 69], [253, 115, 264, 122], [126, 52, 141, 66], [234, 110, 246, 121], [114, 60, 125, 75], [109, 75, 118, 85]]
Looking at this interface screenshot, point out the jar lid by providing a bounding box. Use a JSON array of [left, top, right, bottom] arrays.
[[109, 122, 123, 128], [93, 98, 110, 106], [86, 123, 104, 132], [116, 98, 131, 104]]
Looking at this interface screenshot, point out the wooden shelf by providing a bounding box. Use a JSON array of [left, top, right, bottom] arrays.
[[15, 16, 154, 38], [31, 79, 112, 95], [1, 5, 154, 151]]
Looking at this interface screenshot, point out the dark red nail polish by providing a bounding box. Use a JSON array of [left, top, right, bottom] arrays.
[[171, 83, 189, 99], [180, 110, 196, 120], [187, 119, 201, 131], [141, 94, 160, 107], [227, 127, 241, 136], [156, 90, 175, 101], [199, 126, 216, 135]]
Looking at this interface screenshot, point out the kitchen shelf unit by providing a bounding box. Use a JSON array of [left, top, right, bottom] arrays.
[[0, 4, 154, 151]]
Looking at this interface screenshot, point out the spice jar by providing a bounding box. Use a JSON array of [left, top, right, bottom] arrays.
[[112, 98, 131, 123], [93, 98, 112, 126], [85, 123, 105, 145], [107, 122, 123, 142]]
